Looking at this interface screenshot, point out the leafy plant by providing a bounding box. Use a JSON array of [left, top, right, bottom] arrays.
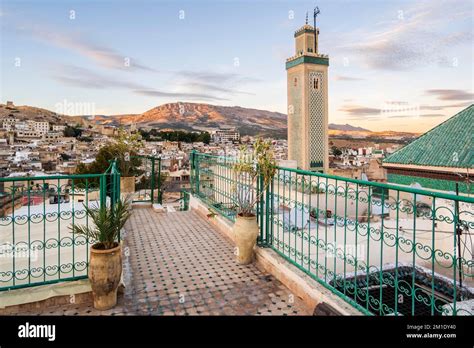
[[70, 198, 131, 250], [232, 138, 276, 217], [76, 128, 144, 177]]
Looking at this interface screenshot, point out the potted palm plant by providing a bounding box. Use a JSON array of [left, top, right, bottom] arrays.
[[232, 138, 276, 264], [71, 198, 131, 310]]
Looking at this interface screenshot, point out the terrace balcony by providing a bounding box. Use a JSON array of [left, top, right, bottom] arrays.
[[0, 152, 473, 316]]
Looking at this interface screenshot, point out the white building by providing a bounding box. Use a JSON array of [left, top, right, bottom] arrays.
[[52, 125, 66, 132], [34, 121, 50, 134], [211, 128, 240, 144], [2, 118, 16, 131]]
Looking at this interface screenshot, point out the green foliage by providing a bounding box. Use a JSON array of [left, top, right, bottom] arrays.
[[60, 153, 71, 161], [139, 129, 210, 144], [331, 146, 342, 157], [70, 198, 131, 250], [76, 129, 144, 177], [63, 125, 83, 138], [136, 172, 168, 200], [233, 138, 277, 217], [78, 136, 94, 142]]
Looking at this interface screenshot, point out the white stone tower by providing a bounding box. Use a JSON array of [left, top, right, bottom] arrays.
[[286, 14, 329, 172]]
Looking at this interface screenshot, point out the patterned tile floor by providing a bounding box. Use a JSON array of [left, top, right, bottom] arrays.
[[22, 209, 310, 316]]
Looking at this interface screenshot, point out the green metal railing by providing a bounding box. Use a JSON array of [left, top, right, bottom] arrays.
[[190, 151, 474, 316], [132, 155, 162, 204], [180, 190, 190, 211], [0, 162, 121, 291]]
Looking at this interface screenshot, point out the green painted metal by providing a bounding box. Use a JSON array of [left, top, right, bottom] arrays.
[[388, 173, 472, 195], [0, 160, 124, 292], [190, 151, 474, 316], [180, 190, 190, 211], [286, 55, 329, 69], [131, 155, 162, 204]]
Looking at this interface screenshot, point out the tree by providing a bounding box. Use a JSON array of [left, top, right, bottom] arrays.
[[331, 146, 342, 157], [64, 125, 83, 138], [76, 129, 144, 177]]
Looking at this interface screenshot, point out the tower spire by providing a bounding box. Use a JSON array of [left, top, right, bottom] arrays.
[[305, 11, 308, 25], [313, 6, 320, 53]]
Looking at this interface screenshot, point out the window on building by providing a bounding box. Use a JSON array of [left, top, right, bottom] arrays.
[[312, 77, 320, 90], [294, 78, 298, 87]]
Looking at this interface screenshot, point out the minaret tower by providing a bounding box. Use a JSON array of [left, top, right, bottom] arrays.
[[286, 8, 329, 172]]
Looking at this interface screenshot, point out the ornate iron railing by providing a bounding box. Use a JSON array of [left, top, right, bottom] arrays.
[[190, 151, 474, 316], [0, 161, 121, 291], [132, 155, 162, 204]]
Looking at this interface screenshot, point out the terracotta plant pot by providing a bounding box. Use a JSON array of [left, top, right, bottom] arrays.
[[120, 176, 135, 194], [233, 214, 259, 264], [89, 243, 122, 310]]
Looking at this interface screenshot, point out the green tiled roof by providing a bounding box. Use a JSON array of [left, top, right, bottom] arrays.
[[383, 104, 474, 168]]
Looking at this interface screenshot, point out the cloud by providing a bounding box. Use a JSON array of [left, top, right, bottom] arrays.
[[336, 1, 472, 70], [334, 75, 365, 81], [51, 65, 230, 102], [339, 105, 381, 116], [419, 113, 446, 117], [172, 70, 259, 97], [51, 65, 148, 89], [134, 90, 228, 101], [420, 101, 472, 110], [424, 89, 474, 101], [186, 83, 254, 96], [19, 26, 156, 72]]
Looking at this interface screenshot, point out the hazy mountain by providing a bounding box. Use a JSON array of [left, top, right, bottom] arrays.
[[0, 102, 418, 138], [328, 123, 371, 132], [92, 102, 288, 137]]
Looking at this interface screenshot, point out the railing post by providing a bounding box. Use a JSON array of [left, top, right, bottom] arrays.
[[110, 159, 120, 209], [264, 175, 271, 247], [158, 157, 162, 204], [100, 174, 106, 208], [190, 150, 195, 194], [257, 172, 264, 245], [150, 156, 155, 204], [195, 152, 200, 195]]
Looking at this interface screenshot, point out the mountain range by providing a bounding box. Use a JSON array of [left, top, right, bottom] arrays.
[[0, 102, 419, 138]]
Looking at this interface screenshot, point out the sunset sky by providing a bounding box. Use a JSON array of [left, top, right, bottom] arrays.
[[1, 0, 472, 132]]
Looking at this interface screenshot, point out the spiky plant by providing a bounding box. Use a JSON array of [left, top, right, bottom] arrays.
[[70, 198, 131, 250], [233, 138, 277, 217]]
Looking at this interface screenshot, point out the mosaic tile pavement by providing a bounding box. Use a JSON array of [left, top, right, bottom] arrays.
[[19, 209, 310, 316]]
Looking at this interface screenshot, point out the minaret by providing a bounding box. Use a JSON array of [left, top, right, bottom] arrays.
[[286, 10, 329, 172]]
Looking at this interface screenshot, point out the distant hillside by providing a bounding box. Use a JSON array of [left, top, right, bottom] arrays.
[[0, 104, 83, 125], [328, 123, 371, 132], [0, 102, 419, 139], [94, 102, 288, 138]]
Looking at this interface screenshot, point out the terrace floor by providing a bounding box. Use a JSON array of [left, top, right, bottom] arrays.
[[20, 208, 310, 315]]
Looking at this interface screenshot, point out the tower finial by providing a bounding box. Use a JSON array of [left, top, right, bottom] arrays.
[[313, 6, 320, 27], [305, 11, 308, 25], [313, 6, 320, 53]]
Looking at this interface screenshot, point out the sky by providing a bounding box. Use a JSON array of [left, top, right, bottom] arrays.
[[0, 0, 473, 132]]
